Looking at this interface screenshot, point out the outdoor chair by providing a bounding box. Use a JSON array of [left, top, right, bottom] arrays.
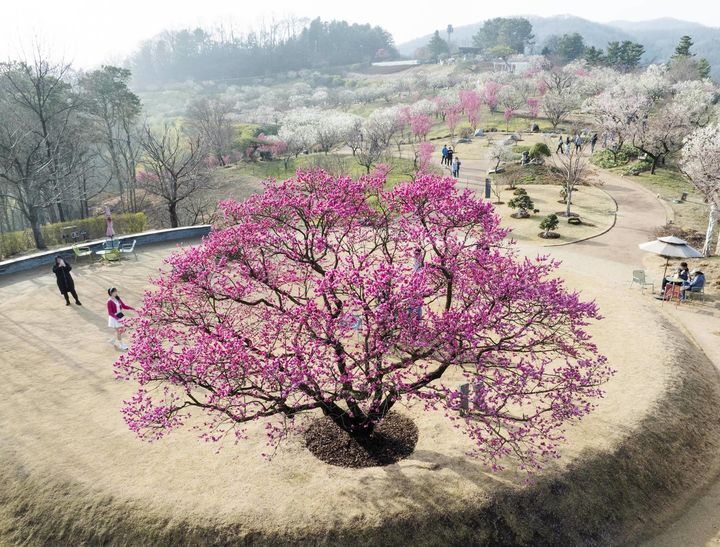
[[119, 239, 137, 260], [102, 239, 121, 251], [101, 248, 121, 264], [630, 270, 654, 294], [685, 286, 705, 302], [72, 244, 93, 263]]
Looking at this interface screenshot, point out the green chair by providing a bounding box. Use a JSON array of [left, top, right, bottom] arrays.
[[72, 244, 93, 263]]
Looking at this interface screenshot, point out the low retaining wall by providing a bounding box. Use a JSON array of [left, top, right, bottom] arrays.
[[0, 225, 211, 276]]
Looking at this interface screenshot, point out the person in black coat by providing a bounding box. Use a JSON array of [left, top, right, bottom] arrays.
[[53, 256, 82, 306]]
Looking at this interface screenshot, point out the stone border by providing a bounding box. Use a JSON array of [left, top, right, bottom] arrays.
[[542, 186, 619, 248], [0, 225, 211, 276]]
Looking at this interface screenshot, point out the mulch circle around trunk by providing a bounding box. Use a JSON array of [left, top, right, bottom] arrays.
[[305, 412, 419, 468]]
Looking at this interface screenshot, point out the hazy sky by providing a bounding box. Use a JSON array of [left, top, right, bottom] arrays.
[[2, 0, 718, 68]]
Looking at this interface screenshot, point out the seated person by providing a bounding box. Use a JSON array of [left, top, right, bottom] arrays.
[[662, 261, 690, 290], [681, 269, 705, 300]]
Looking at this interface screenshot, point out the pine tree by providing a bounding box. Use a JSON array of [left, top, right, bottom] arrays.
[[584, 46, 605, 67], [697, 58, 711, 79], [673, 35, 695, 58], [427, 30, 450, 60]]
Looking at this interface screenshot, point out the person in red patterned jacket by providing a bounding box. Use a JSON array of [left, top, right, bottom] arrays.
[[107, 287, 135, 350]]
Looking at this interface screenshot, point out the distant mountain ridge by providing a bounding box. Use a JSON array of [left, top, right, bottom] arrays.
[[398, 15, 720, 78]]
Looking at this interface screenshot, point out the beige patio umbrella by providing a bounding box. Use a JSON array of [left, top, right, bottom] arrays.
[[638, 235, 703, 281]]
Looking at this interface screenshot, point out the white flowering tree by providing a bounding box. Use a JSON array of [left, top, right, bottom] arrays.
[[584, 84, 652, 160], [631, 81, 715, 174], [355, 110, 398, 174], [542, 90, 578, 129], [681, 123, 720, 256], [315, 111, 358, 154]]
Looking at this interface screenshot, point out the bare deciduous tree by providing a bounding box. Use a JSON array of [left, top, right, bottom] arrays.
[[0, 52, 84, 248], [186, 97, 235, 166], [138, 125, 212, 228], [551, 145, 590, 217]]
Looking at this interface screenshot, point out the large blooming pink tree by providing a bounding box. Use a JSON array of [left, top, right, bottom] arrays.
[[116, 170, 611, 469]]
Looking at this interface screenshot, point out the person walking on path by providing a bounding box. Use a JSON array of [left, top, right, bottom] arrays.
[[441, 144, 449, 165], [451, 156, 461, 178], [53, 256, 81, 306], [574, 134, 583, 152], [590, 133, 598, 154], [556, 136, 564, 154], [107, 287, 135, 350], [446, 147, 454, 167]]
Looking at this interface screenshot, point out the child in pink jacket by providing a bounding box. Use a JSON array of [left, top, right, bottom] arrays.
[[107, 287, 135, 350]]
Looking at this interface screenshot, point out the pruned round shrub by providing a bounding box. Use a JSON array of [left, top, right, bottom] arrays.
[[529, 143, 551, 159]]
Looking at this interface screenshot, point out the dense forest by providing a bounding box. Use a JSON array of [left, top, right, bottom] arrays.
[[130, 18, 397, 86]]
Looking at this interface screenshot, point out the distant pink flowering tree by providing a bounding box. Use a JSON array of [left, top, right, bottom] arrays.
[[116, 171, 611, 470], [503, 107, 516, 131], [527, 98, 541, 118], [445, 104, 462, 140], [537, 80, 548, 96], [433, 96, 449, 120], [256, 133, 288, 161], [459, 90, 482, 131], [413, 141, 435, 173], [409, 112, 432, 141], [483, 81, 501, 112]]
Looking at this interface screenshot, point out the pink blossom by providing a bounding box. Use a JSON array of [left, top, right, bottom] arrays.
[[460, 90, 482, 130], [527, 98, 541, 119], [116, 170, 612, 471], [483, 82, 501, 112], [416, 142, 435, 173], [409, 113, 432, 141], [444, 104, 463, 135], [537, 80, 548, 96]]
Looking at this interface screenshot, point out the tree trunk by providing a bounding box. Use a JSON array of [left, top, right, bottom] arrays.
[[56, 200, 66, 223], [168, 202, 179, 228], [28, 208, 46, 250], [650, 155, 659, 175], [565, 186, 573, 217], [703, 201, 718, 257]]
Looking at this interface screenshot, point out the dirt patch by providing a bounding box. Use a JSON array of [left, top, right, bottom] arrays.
[[305, 412, 419, 468]]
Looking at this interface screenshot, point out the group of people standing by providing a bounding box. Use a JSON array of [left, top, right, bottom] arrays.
[[555, 133, 598, 155], [441, 145, 462, 178], [52, 256, 135, 351]]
